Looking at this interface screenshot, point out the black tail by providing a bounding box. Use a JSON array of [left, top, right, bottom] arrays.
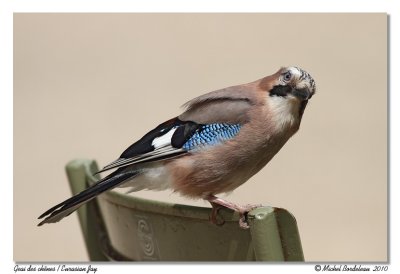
[[38, 169, 138, 226]]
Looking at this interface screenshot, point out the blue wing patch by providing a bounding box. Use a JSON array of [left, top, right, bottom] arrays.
[[182, 123, 241, 151], [97, 120, 241, 174]]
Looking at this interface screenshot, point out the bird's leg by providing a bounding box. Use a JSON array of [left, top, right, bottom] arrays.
[[206, 195, 262, 229], [209, 202, 225, 226]]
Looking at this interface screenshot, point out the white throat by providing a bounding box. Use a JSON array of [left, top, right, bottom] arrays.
[[268, 96, 300, 133]]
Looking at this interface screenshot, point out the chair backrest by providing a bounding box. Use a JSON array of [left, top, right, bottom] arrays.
[[66, 159, 304, 261]]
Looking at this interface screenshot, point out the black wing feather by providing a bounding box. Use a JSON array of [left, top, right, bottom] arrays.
[[171, 121, 201, 148], [120, 118, 179, 158], [96, 118, 201, 174]]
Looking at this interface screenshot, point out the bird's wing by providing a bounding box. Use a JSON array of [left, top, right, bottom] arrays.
[[96, 118, 194, 173], [97, 85, 256, 174], [97, 118, 245, 174]]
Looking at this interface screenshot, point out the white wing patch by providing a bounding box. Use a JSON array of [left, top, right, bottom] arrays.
[[151, 127, 177, 148]]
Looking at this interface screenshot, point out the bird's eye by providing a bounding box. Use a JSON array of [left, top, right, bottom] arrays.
[[283, 71, 292, 82]]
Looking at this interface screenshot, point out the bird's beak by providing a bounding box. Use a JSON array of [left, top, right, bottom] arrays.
[[292, 88, 312, 101]]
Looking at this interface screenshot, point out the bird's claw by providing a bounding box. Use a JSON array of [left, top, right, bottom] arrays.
[[209, 203, 225, 226], [237, 204, 263, 229], [209, 203, 263, 229], [207, 195, 263, 229], [239, 213, 250, 229]]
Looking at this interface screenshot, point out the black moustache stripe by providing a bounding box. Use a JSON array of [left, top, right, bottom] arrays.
[[269, 85, 292, 97]]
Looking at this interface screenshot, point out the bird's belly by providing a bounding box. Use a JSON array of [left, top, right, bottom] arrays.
[[166, 150, 267, 197], [167, 133, 293, 198]]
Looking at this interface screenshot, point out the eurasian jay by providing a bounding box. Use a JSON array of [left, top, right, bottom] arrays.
[[38, 66, 316, 228]]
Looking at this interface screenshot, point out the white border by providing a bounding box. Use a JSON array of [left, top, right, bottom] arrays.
[[2, 1, 398, 274], [8, 0, 398, 13]]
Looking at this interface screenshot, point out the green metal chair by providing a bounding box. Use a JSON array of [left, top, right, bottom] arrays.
[[66, 159, 304, 261]]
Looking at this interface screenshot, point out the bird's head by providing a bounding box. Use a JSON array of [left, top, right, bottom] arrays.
[[258, 66, 316, 129], [267, 66, 316, 101]]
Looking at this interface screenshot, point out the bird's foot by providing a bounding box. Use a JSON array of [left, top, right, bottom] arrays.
[[236, 204, 262, 229], [206, 195, 262, 229], [209, 202, 225, 226]]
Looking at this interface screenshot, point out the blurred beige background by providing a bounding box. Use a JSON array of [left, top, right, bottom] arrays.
[[14, 13, 387, 262]]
